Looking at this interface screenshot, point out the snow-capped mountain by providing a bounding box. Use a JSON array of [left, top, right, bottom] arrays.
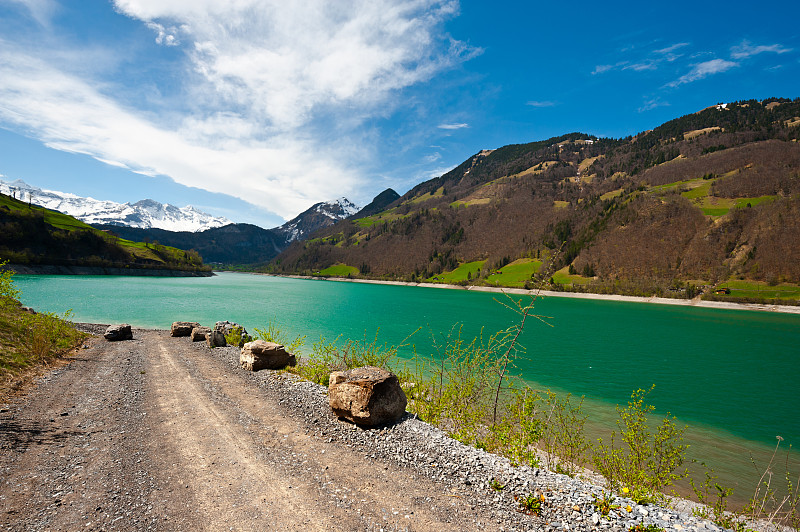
[[0, 179, 231, 232], [275, 197, 359, 243]]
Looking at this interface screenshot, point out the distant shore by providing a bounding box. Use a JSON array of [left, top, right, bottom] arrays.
[[255, 273, 800, 315], [8, 263, 214, 277]]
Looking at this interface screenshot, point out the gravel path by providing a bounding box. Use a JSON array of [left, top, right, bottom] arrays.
[[0, 326, 727, 531]]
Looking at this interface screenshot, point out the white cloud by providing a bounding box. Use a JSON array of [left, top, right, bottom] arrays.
[[114, 0, 472, 130], [654, 42, 689, 54], [437, 123, 469, 130], [667, 59, 738, 87], [0, 48, 358, 218], [731, 40, 792, 59], [638, 98, 669, 113], [5, 0, 58, 27], [146, 22, 182, 46], [526, 100, 556, 108], [0, 1, 476, 220]]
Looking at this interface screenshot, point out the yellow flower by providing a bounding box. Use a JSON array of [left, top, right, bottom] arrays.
[[626, 505, 632, 513], [622, 487, 630, 495]]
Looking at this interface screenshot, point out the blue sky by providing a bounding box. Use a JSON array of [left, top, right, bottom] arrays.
[[0, 1, 797, 227]]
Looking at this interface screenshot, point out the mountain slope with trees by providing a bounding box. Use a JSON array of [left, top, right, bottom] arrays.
[[0, 193, 211, 274], [268, 98, 800, 303]]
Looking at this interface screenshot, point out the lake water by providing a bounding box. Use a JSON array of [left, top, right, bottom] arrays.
[[15, 271, 800, 500]]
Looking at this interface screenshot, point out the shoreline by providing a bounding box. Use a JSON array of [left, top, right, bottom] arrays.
[[250, 273, 800, 315]]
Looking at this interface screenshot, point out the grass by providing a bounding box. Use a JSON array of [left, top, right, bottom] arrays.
[[553, 200, 569, 209], [316, 264, 359, 277], [647, 176, 777, 217], [1, 267, 87, 396], [408, 186, 444, 205], [600, 188, 624, 201], [1, 193, 207, 270], [485, 259, 542, 288], [429, 260, 485, 283], [450, 198, 492, 208], [352, 210, 408, 228], [714, 280, 800, 300], [551, 266, 593, 286]]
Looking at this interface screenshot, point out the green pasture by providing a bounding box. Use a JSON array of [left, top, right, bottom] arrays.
[[429, 260, 485, 283], [551, 266, 593, 287], [715, 280, 800, 301], [316, 264, 359, 277], [485, 259, 542, 287]]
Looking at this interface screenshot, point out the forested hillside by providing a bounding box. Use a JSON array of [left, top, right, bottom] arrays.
[[268, 98, 800, 303], [0, 193, 211, 274]]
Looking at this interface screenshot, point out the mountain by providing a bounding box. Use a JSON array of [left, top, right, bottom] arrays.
[[349, 188, 400, 219], [268, 97, 800, 301], [0, 179, 231, 232], [93, 223, 285, 265], [94, 196, 366, 265], [0, 191, 211, 274], [273, 198, 359, 243]]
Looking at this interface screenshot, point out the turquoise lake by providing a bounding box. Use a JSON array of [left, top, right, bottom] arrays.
[[14, 271, 800, 497]]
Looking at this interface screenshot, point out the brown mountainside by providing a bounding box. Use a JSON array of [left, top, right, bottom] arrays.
[[268, 98, 800, 299]]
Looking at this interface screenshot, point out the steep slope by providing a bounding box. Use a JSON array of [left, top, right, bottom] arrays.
[[94, 223, 285, 265], [0, 179, 231, 232], [349, 188, 400, 218], [268, 98, 800, 300], [273, 198, 359, 243], [0, 192, 211, 274]]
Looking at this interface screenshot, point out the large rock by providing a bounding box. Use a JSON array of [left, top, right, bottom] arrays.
[[104, 323, 133, 341], [214, 321, 251, 347], [191, 326, 211, 342], [171, 321, 200, 337], [240, 340, 296, 371], [328, 366, 407, 426], [206, 329, 226, 348]]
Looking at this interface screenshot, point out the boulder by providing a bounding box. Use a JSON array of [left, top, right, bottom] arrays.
[[206, 329, 226, 348], [328, 366, 407, 426], [171, 321, 200, 337], [214, 321, 251, 347], [190, 326, 211, 342], [104, 323, 133, 341], [240, 340, 296, 371]]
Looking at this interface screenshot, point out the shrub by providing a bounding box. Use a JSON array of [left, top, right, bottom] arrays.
[[592, 386, 688, 504]]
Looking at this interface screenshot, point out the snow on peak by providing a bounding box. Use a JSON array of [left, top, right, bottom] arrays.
[[0, 178, 232, 232]]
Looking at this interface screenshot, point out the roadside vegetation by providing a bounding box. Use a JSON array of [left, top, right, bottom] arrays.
[[263, 288, 800, 530], [0, 262, 87, 398]]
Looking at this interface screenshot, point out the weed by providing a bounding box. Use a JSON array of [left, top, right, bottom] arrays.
[[515, 492, 545, 515], [223, 326, 252, 347], [592, 386, 687, 504], [690, 463, 750, 532], [629, 524, 665, 532], [489, 478, 505, 491], [253, 322, 306, 354], [593, 492, 620, 518]]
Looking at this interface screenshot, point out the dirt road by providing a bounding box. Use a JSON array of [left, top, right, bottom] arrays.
[[0, 328, 542, 531]]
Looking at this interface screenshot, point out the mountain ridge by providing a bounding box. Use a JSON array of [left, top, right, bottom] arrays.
[[0, 179, 232, 232], [267, 97, 800, 303]]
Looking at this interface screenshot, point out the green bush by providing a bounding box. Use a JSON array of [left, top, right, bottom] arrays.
[[592, 386, 687, 504]]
